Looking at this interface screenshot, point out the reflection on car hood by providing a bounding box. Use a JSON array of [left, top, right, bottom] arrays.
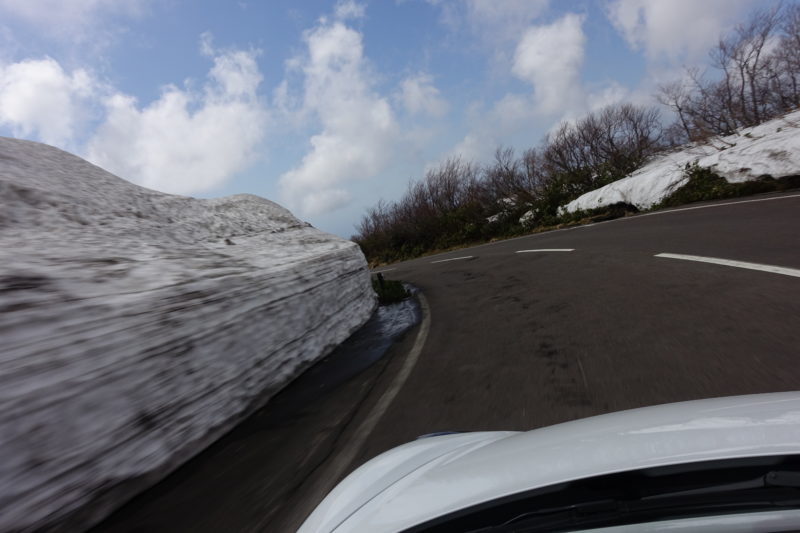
[[299, 392, 800, 533]]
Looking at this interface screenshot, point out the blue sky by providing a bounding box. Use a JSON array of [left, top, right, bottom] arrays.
[[0, 0, 784, 237]]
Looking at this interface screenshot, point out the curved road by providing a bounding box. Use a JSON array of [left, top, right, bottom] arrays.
[[356, 193, 800, 464], [95, 192, 800, 532]]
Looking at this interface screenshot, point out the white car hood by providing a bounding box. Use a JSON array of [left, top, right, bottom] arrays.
[[300, 392, 800, 533]]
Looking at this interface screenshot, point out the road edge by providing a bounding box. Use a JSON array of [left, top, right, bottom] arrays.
[[285, 291, 431, 530]]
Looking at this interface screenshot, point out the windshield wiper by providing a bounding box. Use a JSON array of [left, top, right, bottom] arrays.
[[477, 471, 800, 533]]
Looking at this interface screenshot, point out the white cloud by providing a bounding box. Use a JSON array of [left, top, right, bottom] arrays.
[[278, 16, 398, 216], [86, 39, 267, 195], [606, 0, 757, 64], [398, 73, 448, 117], [444, 9, 631, 167], [512, 13, 586, 115], [444, 76, 639, 167], [447, 133, 487, 163], [433, 0, 549, 45], [439, 93, 528, 164], [465, 0, 549, 43], [586, 81, 629, 112], [0, 57, 95, 147], [0, 0, 150, 39], [334, 0, 366, 20]]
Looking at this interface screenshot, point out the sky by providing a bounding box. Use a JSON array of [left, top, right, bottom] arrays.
[[0, 0, 786, 237]]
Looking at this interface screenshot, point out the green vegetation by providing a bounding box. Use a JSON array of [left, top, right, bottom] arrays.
[[560, 202, 640, 225], [657, 164, 741, 207], [372, 276, 409, 305], [657, 163, 800, 208]]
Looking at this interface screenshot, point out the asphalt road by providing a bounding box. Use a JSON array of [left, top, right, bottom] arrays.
[[94, 192, 800, 532], [355, 192, 800, 461]]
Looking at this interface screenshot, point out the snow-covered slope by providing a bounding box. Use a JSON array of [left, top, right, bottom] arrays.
[[563, 110, 800, 213], [0, 137, 376, 532]]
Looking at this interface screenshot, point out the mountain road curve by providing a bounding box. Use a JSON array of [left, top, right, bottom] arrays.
[[354, 191, 800, 463], [93, 191, 800, 532]]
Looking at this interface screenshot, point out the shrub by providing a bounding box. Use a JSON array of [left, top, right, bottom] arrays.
[[372, 276, 409, 305], [557, 202, 639, 226], [657, 164, 800, 209], [658, 164, 737, 207]]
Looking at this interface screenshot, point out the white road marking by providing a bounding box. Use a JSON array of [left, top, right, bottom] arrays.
[[576, 355, 589, 391], [516, 248, 574, 253], [371, 268, 396, 274], [309, 292, 431, 526], [431, 255, 473, 263], [639, 192, 800, 218], [392, 195, 800, 269], [655, 253, 800, 278], [287, 293, 432, 529]]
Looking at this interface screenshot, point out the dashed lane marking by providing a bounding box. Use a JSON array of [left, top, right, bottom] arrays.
[[516, 248, 575, 253], [655, 253, 800, 278], [431, 255, 474, 264]]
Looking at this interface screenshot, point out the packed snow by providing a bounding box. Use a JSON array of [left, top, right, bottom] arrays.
[[562, 110, 800, 213], [0, 137, 376, 532]]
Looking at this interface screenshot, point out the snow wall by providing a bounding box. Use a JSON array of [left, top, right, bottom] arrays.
[[563, 110, 800, 213], [0, 137, 377, 532]]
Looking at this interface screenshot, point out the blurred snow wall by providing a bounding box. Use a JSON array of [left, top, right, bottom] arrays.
[[0, 137, 377, 532]]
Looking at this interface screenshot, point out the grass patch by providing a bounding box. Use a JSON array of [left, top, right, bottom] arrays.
[[372, 275, 409, 305]]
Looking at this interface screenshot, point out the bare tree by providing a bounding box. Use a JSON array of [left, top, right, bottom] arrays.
[[484, 147, 524, 204], [659, 3, 799, 141], [541, 103, 662, 193], [713, 4, 781, 125], [774, 3, 800, 110], [657, 80, 694, 143]]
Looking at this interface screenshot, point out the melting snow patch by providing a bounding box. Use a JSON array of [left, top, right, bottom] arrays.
[[563, 110, 800, 213]]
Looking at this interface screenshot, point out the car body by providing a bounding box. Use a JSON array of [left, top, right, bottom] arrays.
[[299, 392, 800, 532]]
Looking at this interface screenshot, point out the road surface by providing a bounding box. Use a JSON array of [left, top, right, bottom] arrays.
[[356, 192, 800, 460], [95, 192, 800, 532]]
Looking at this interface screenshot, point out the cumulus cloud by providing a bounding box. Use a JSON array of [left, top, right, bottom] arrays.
[[606, 0, 757, 64], [445, 11, 629, 166], [435, 93, 521, 165], [447, 132, 489, 163], [512, 13, 586, 115], [334, 0, 366, 20], [0, 57, 95, 147], [465, 0, 549, 42], [278, 15, 397, 216], [435, 0, 549, 47], [0, 0, 150, 40], [87, 38, 267, 195], [398, 73, 448, 117], [586, 81, 629, 112]]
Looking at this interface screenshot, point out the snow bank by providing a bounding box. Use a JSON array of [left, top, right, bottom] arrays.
[[563, 110, 800, 213], [0, 137, 376, 532]]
